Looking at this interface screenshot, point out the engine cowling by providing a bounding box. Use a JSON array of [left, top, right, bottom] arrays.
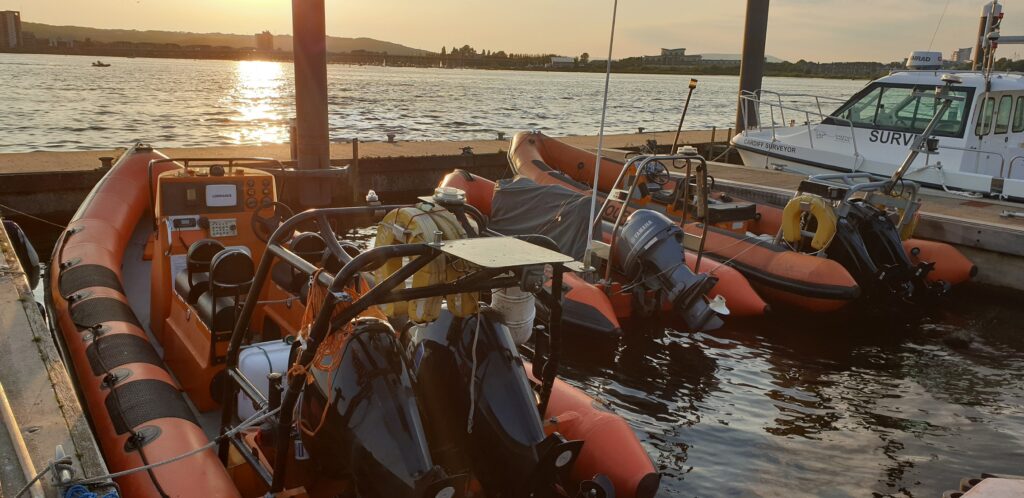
[[614, 209, 723, 331]]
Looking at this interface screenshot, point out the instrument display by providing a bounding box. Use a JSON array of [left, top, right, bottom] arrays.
[[208, 218, 238, 238], [205, 184, 239, 207]]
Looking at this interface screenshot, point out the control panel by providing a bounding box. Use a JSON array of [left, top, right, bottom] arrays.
[[157, 167, 276, 217], [243, 177, 276, 210], [168, 215, 201, 231], [208, 218, 239, 238]]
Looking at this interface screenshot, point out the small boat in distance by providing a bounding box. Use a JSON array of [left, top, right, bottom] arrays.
[[91, 61, 110, 67]]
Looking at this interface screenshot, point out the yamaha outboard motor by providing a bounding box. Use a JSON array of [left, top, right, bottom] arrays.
[[405, 308, 583, 497], [614, 209, 723, 331], [299, 318, 464, 498], [827, 200, 944, 304]]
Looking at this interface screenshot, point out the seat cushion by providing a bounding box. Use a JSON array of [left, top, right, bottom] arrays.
[[706, 202, 757, 225], [272, 262, 303, 294], [196, 292, 243, 333], [174, 270, 210, 304], [651, 188, 676, 204]]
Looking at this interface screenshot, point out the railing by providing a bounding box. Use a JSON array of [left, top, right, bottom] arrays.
[[1007, 155, 1024, 179], [739, 90, 861, 165], [926, 144, 1024, 180]]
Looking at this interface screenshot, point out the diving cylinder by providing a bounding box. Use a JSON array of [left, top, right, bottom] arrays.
[[490, 287, 536, 345]]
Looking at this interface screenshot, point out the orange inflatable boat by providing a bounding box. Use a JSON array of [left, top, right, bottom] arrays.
[[507, 131, 975, 311], [440, 170, 769, 337], [45, 143, 660, 497]]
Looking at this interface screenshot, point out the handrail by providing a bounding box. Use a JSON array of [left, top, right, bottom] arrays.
[[930, 144, 1006, 176], [593, 151, 711, 282], [738, 92, 861, 162], [1007, 155, 1024, 179]]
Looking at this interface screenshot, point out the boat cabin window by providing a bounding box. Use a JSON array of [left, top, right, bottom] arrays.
[[995, 95, 1014, 134], [841, 86, 883, 127], [1014, 96, 1024, 133], [828, 83, 972, 138], [976, 97, 995, 136]]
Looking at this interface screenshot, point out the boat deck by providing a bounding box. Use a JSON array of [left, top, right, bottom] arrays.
[[0, 224, 108, 496]]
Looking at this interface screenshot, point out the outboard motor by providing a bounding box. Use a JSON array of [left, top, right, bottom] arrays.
[[614, 210, 723, 331], [299, 318, 464, 498], [827, 200, 944, 304], [406, 308, 583, 497]]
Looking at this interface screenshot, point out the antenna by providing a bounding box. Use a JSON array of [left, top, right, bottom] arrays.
[[928, 0, 952, 50]]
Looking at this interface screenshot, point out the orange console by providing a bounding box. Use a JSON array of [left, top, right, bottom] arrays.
[[150, 164, 278, 411]]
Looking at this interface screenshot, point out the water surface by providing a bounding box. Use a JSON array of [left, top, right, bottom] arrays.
[[0, 53, 867, 153]]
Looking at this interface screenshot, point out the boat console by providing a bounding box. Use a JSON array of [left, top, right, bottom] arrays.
[[150, 158, 282, 410]]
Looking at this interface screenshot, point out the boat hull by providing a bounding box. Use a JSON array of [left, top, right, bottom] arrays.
[[508, 131, 862, 313], [47, 145, 239, 498]]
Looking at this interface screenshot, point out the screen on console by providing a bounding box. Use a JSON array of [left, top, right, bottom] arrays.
[[205, 184, 238, 207]]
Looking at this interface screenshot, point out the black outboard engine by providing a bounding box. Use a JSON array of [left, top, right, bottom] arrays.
[[299, 318, 465, 498], [827, 200, 944, 304], [614, 209, 723, 331], [405, 308, 583, 497]]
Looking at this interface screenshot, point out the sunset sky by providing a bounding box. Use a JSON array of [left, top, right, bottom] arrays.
[[3, 0, 1024, 62]]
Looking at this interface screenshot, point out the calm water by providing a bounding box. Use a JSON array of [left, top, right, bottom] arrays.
[[1, 53, 867, 152], [11, 53, 1024, 497]]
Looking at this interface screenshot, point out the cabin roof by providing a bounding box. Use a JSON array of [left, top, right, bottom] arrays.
[[881, 70, 1024, 92]]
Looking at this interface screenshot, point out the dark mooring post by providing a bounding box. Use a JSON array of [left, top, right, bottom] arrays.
[[735, 0, 770, 134], [292, 0, 331, 206]]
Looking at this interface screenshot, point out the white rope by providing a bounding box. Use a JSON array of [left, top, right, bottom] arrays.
[[255, 296, 301, 306], [0, 202, 67, 231], [466, 310, 482, 434], [21, 406, 281, 493], [582, 0, 620, 272], [14, 456, 70, 498]]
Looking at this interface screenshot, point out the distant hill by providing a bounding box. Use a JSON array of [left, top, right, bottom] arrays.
[[698, 53, 786, 63], [21, 22, 432, 56]]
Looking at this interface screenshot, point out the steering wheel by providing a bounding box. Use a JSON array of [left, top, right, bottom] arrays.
[[252, 201, 295, 242], [642, 161, 671, 186]]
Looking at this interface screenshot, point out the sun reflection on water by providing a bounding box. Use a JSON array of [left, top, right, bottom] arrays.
[[226, 60, 289, 144]]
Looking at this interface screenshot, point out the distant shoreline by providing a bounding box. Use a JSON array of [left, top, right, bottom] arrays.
[[0, 49, 876, 81]]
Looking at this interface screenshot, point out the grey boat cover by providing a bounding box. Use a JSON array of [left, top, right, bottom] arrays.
[[489, 177, 601, 260]]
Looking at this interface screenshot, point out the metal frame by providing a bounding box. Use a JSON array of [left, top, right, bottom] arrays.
[[801, 172, 921, 231], [214, 204, 572, 492], [738, 90, 858, 158], [594, 150, 713, 282]]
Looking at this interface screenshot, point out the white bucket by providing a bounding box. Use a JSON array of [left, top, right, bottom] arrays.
[[490, 287, 536, 345]]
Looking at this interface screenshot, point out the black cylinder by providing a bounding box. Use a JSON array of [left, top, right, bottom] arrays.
[[735, 0, 770, 133]]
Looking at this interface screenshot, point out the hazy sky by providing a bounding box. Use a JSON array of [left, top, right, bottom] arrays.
[[3, 0, 1024, 62]]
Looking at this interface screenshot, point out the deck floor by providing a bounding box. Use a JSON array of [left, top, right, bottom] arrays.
[[703, 160, 1024, 232]]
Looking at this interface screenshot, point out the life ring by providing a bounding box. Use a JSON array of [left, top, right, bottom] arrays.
[[781, 194, 837, 251], [374, 203, 479, 322], [899, 210, 920, 241]]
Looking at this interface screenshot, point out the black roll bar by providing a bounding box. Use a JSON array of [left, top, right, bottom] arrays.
[[214, 204, 570, 492]]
